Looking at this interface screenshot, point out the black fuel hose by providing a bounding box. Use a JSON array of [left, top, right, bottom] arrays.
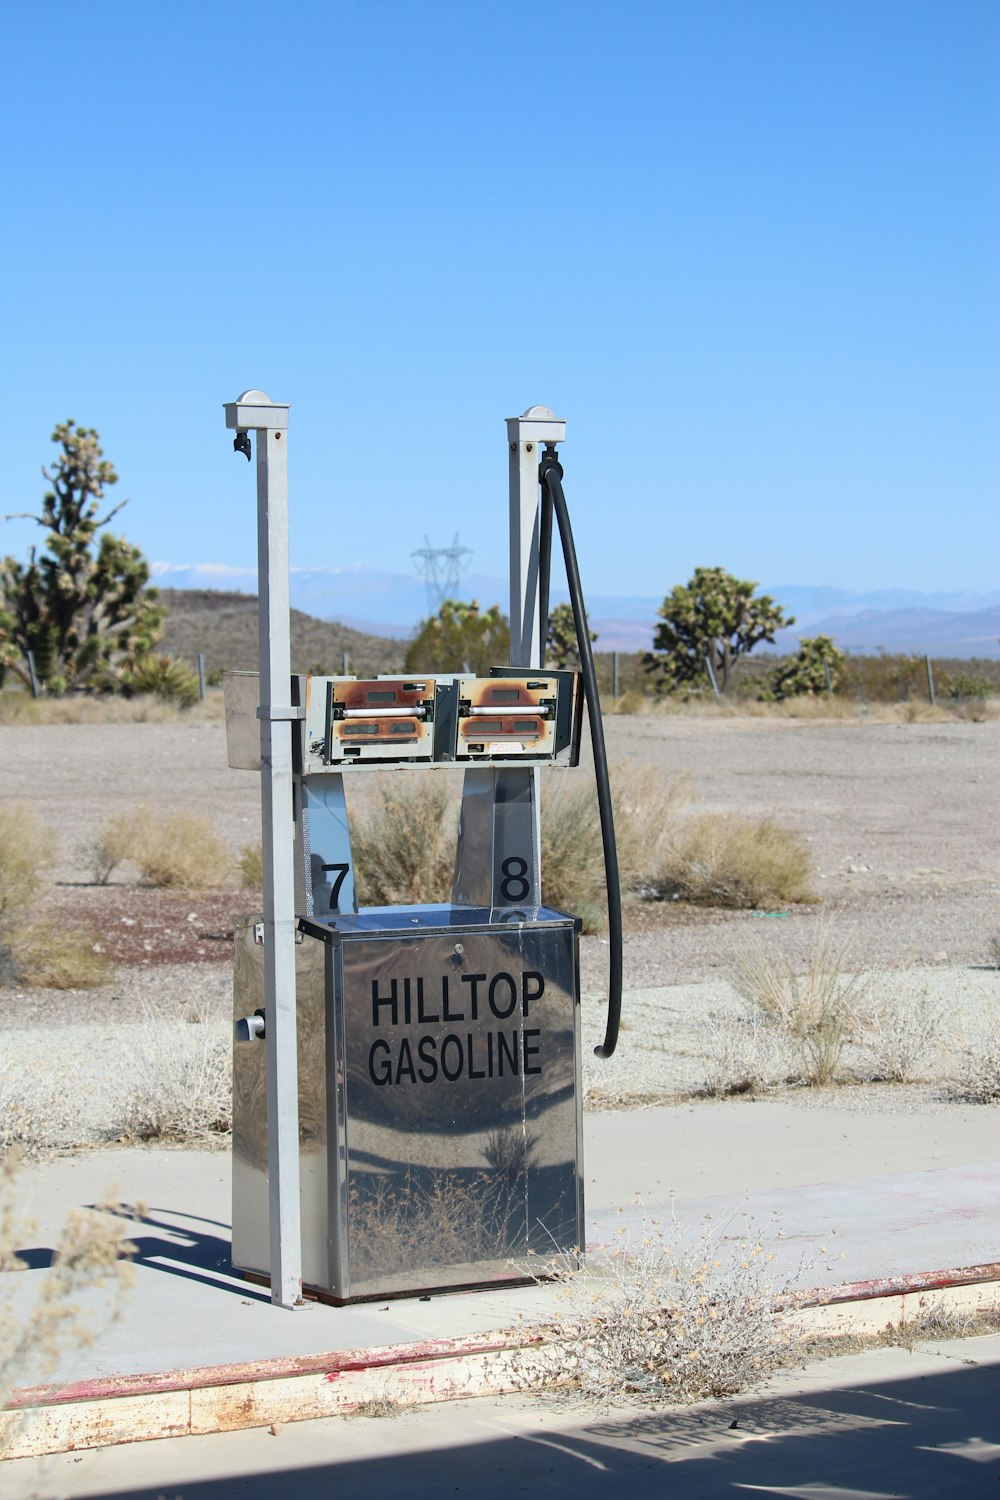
[[539, 451, 622, 1059]]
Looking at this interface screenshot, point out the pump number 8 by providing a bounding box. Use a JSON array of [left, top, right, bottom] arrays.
[[499, 855, 530, 902]]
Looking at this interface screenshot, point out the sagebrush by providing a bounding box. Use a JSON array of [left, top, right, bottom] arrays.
[[0, 803, 109, 987], [647, 812, 814, 909], [510, 1203, 805, 1404], [89, 805, 228, 888], [113, 1000, 232, 1141], [350, 777, 458, 906]]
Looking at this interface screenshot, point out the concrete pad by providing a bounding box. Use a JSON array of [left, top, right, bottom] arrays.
[[2, 1097, 998, 1459]]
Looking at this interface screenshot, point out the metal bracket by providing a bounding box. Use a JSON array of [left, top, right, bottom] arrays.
[[256, 706, 306, 721], [254, 919, 303, 944]]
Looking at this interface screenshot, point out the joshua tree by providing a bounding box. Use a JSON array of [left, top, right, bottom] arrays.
[[545, 600, 598, 669], [0, 422, 162, 693], [645, 566, 792, 695]]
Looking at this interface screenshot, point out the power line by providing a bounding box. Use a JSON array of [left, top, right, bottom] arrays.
[[411, 533, 473, 614]]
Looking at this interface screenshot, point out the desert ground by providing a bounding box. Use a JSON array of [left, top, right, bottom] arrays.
[[2, 711, 997, 1000]]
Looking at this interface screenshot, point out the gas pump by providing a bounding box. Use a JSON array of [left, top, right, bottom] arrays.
[[223, 397, 622, 1305]]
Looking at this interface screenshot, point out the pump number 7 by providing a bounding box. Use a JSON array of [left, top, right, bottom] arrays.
[[321, 863, 350, 912]]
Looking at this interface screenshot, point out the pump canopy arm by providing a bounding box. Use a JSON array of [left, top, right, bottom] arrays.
[[538, 450, 623, 1059]]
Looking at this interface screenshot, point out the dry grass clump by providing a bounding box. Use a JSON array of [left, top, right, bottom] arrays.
[[0, 1151, 134, 1411], [113, 1000, 232, 1141], [696, 1009, 795, 1097], [0, 1069, 98, 1156], [0, 803, 110, 988], [350, 777, 458, 906], [4, 918, 111, 990], [0, 688, 223, 725], [237, 841, 264, 888], [343, 1396, 408, 1420], [856, 980, 947, 1084], [89, 805, 228, 889], [647, 812, 814, 909], [0, 803, 49, 922], [945, 1032, 1000, 1104], [512, 1204, 804, 1404], [540, 778, 604, 931], [85, 811, 137, 885], [728, 930, 864, 1086], [612, 765, 693, 881]]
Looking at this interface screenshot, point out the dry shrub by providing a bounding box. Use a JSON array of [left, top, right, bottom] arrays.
[[0, 690, 41, 725], [696, 1009, 794, 1097], [0, 691, 223, 725], [0, 1151, 134, 1410], [945, 1030, 1000, 1104], [5, 918, 111, 990], [85, 810, 136, 885], [113, 1000, 232, 1141], [541, 766, 692, 930], [0, 805, 109, 988], [0, 1069, 95, 1156], [237, 842, 263, 888], [0, 803, 49, 925], [952, 696, 999, 723], [93, 805, 228, 889], [649, 812, 814, 909], [610, 689, 650, 715], [612, 765, 693, 886], [729, 930, 864, 1085], [344, 1396, 408, 1420], [856, 980, 947, 1083], [350, 777, 458, 906], [512, 1203, 804, 1404], [540, 778, 604, 931]]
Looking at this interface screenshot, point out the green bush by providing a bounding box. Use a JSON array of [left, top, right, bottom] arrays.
[[770, 635, 845, 699], [124, 653, 200, 707]]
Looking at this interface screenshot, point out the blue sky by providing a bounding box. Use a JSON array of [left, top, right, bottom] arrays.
[[2, 0, 996, 603]]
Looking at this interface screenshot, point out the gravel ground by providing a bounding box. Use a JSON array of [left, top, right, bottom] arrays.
[[1, 714, 997, 1140], [3, 964, 997, 1152]]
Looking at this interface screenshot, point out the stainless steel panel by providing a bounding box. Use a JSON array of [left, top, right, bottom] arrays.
[[453, 768, 541, 911], [223, 673, 261, 770], [337, 921, 581, 1299], [231, 910, 582, 1302], [231, 917, 331, 1288]]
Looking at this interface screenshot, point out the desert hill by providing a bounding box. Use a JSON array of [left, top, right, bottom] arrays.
[[157, 589, 405, 677]]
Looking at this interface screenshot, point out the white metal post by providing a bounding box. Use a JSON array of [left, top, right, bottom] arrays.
[[507, 405, 567, 896], [507, 405, 567, 665], [224, 390, 302, 1309], [453, 406, 566, 910]]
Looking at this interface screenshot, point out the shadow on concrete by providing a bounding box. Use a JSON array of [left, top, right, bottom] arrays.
[[14, 1204, 271, 1305], [72, 1353, 1000, 1499]]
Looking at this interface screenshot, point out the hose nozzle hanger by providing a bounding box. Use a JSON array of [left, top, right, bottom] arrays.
[[538, 443, 563, 483]]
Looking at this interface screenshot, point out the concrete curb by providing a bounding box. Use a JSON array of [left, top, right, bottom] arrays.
[[3, 1267, 997, 1461]]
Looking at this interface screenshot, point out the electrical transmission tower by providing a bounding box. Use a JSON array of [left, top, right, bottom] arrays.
[[411, 533, 474, 615]]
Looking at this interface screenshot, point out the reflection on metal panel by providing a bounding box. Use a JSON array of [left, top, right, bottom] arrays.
[[223, 673, 261, 770], [232, 908, 582, 1302], [232, 916, 330, 1288]]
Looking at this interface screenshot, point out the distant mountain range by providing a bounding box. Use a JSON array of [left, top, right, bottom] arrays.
[[150, 564, 1000, 658]]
